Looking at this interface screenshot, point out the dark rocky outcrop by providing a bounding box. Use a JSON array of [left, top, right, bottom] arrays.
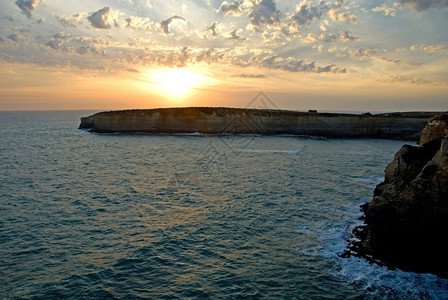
[[343, 112, 448, 278], [79, 107, 439, 140]]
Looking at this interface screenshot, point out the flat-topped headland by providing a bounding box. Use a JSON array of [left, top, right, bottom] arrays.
[[79, 107, 441, 140]]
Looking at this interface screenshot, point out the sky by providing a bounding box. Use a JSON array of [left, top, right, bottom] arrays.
[[0, 0, 447, 111]]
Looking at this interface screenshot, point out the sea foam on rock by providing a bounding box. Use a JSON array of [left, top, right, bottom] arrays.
[[344, 112, 448, 278]]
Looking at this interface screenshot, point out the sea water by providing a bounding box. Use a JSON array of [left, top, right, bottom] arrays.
[[1, 111, 447, 299]]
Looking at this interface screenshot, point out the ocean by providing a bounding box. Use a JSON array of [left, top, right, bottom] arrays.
[[1, 110, 447, 299]]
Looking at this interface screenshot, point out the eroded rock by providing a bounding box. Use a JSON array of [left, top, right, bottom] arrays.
[[344, 112, 448, 278]]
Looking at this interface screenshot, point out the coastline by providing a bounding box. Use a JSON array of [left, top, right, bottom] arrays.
[[80, 107, 441, 141]]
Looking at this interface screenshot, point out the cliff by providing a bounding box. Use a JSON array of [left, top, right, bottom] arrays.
[[344, 112, 448, 278], [79, 107, 438, 140]]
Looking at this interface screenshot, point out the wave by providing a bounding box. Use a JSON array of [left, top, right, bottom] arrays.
[[353, 177, 383, 184], [236, 149, 302, 154], [317, 200, 448, 300], [173, 132, 204, 136]]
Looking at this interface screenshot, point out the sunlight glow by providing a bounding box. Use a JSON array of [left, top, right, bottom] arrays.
[[149, 68, 206, 99]]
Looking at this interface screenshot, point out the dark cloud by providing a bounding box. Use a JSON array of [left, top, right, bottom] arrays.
[[290, 0, 327, 28], [248, 0, 282, 31], [8, 33, 22, 43], [159, 15, 186, 35], [398, 0, 448, 11], [45, 32, 105, 56], [217, 1, 244, 16], [339, 30, 359, 42], [304, 32, 338, 42], [227, 28, 248, 41], [253, 54, 346, 73], [208, 22, 219, 36], [233, 73, 266, 78], [383, 74, 440, 85], [374, 56, 402, 64], [290, 0, 357, 28], [15, 0, 40, 19], [88, 7, 119, 29], [0, 33, 26, 47]]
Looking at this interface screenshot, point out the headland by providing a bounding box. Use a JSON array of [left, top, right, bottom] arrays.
[[80, 107, 440, 141], [343, 112, 448, 278]]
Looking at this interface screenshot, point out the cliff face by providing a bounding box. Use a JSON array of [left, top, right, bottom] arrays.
[[79, 108, 436, 140], [345, 112, 448, 278]]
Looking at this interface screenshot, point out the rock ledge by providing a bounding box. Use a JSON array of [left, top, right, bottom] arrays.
[[343, 112, 448, 278]]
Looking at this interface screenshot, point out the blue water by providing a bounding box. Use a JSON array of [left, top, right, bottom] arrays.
[[1, 111, 447, 299]]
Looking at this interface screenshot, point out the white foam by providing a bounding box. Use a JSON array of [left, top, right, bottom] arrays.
[[332, 255, 448, 299], [173, 132, 204, 136], [317, 201, 448, 299], [236, 149, 302, 154], [353, 177, 384, 184]]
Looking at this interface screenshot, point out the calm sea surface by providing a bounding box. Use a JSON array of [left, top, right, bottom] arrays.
[[1, 111, 448, 299]]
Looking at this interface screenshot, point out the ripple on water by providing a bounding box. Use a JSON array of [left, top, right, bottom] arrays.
[[0, 111, 447, 299]]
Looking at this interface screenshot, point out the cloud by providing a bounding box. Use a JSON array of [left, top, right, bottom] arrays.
[[372, 4, 397, 16], [88, 7, 121, 29], [339, 30, 359, 41], [15, 0, 40, 19], [0, 33, 27, 47], [347, 47, 379, 59], [55, 13, 86, 28], [303, 32, 337, 43], [410, 44, 448, 56], [208, 22, 219, 36], [218, 0, 282, 31], [226, 28, 248, 41], [131, 46, 346, 74], [329, 46, 423, 66], [252, 54, 346, 73], [289, 0, 357, 29], [7, 34, 24, 43], [247, 0, 282, 31], [158, 15, 186, 35], [199, 22, 224, 40], [397, 0, 448, 11], [125, 16, 152, 31], [373, 56, 402, 65], [233, 73, 266, 78], [45, 32, 69, 51], [44, 32, 106, 56], [381, 74, 442, 85], [328, 1, 358, 24], [289, 0, 327, 28], [217, 1, 245, 16]]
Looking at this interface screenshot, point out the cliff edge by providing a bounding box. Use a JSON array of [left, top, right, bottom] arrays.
[[344, 112, 448, 278], [79, 107, 437, 140]]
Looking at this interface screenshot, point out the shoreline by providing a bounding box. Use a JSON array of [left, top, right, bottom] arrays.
[[79, 107, 441, 141]]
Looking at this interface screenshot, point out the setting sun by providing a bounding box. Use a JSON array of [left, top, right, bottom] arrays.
[[149, 68, 206, 99]]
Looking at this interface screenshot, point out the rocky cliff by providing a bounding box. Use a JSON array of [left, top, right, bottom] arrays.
[[79, 108, 437, 140], [344, 112, 448, 278]]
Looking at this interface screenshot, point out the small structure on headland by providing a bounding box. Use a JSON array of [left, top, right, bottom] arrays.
[[79, 107, 440, 141]]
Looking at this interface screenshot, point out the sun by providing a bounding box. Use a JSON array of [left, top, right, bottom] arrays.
[[149, 68, 205, 99]]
